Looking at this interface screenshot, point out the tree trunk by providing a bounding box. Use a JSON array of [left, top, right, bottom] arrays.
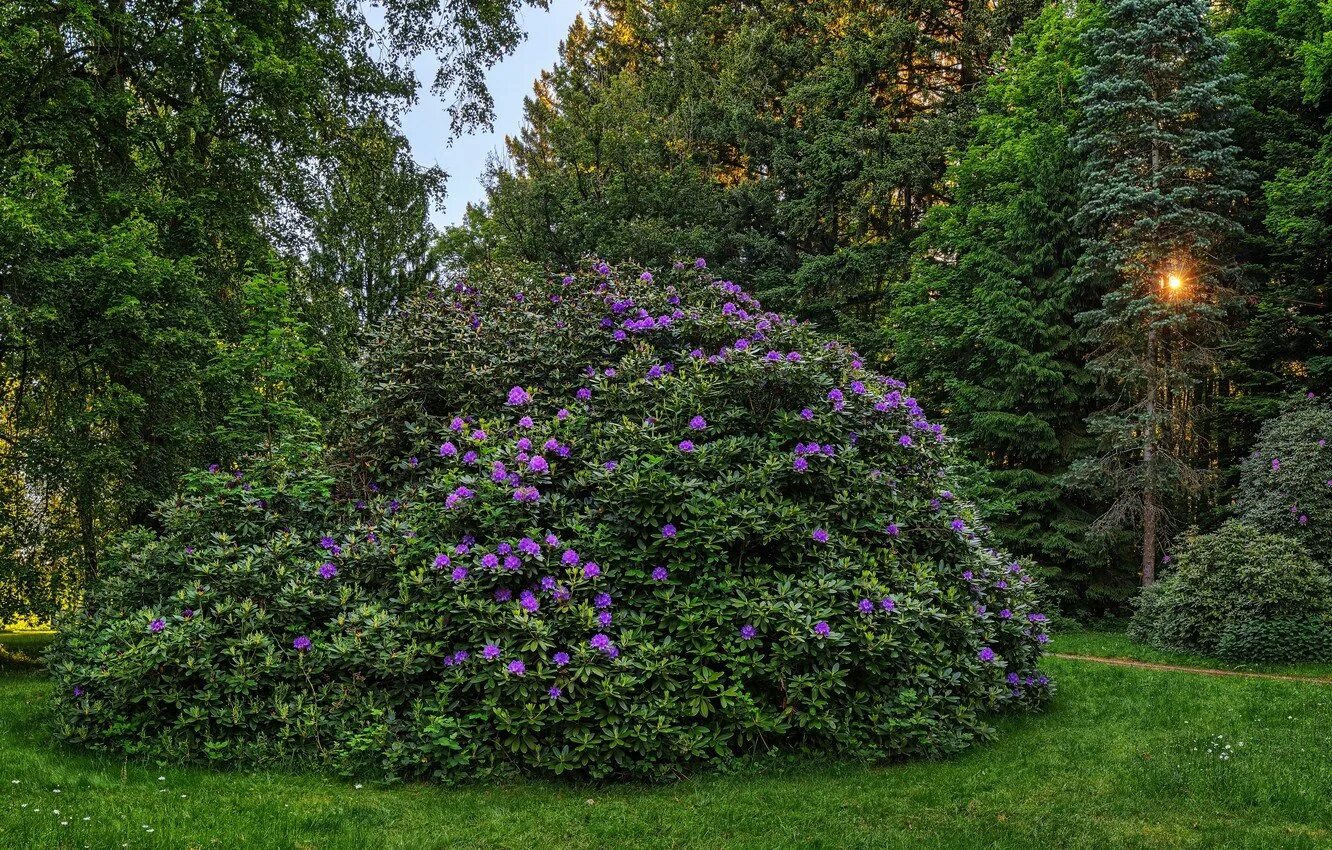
[[1141, 325, 1157, 586]]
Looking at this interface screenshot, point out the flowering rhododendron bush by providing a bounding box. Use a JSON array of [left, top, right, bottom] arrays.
[[1237, 400, 1332, 566], [49, 262, 1052, 780]]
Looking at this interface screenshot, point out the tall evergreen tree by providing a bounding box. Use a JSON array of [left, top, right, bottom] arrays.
[[890, 3, 1120, 606], [1069, 0, 1250, 585]]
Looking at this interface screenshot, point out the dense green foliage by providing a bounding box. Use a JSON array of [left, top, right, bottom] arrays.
[[47, 263, 1051, 780], [888, 6, 1106, 607], [1224, 0, 1332, 417], [1237, 400, 1332, 564], [451, 0, 1332, 607], [1128, 521, 1332, 661], [456, 0, 1043, 356], [0, 0, 550, 621], [6, 0, 1332, 624]]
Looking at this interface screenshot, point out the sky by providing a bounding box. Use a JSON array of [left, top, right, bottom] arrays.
[[401, 0, 590, 229]]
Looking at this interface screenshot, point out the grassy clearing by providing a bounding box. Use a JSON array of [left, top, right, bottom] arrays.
[[1056, 624, 1332, 679], [1, 631, 1330, 849]]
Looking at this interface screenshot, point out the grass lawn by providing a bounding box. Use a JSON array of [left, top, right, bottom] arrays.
[[2, 629, 1331, 849]]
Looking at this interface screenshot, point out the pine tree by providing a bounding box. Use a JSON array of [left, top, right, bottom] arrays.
[[1070, 0, 1250, 585], [891, 4, 1121, 606]]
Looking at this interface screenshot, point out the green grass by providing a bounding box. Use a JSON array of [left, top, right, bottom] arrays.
[[1055, 623, 1332, 679], [2, 632, 1331, 848], [0, 630, 54, 670]]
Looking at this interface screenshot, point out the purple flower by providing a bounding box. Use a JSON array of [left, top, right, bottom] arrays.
[[507, 386, 532, 406], [689, 416, 708, 430], [553, 651, 571, 666], [318, 562, 338, 580], [603, 460, 618, 471], [507, 660, 527, 676], [451, 566, 469, 582], [999, 609, 1013, 619], [548, 686, 563, 700], [576, 387, 592, 402], [182, 608, 194, 618], [857, 599, 874, 614], [740, 624, 757, 641], [481, 553, 500, 569], [661, 523, 677, 538], [793, 457, 809, 472], [598, 611, 613, 626], [562, 549, 580, 567], [678, 440, 695, 453], [528, 455, 549, 474], [800, 408, 814, 421], [519, 591, 540, 612], [978, 647, 996, 662], [494, 588, 512, 602], [885, 523, 900, 537], [72, 686, 84, 697], [812, 528, 829, 544], [439, 441, 457, 457], [1038, 634, 1051, 644], [513, 486, 541, 503], [813, 621, 831, 636], [695, 257, 707, 269], [899, 435, 913, 448], [651, 566, 669, 581], [483, 644, 501, 660], [149, 618, 166, 633], [293, 635, 312, 652], [880, 597, 895, 612], [640, 271, 654, 283], [951, 518, 966, 533], [594, 592, 613, 609], [583, 562, 601, 578], [1272, 458, 1280, 471], [590, 633, 611, 651]]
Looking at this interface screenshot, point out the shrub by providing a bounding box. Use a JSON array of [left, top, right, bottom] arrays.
[[1216, 616, 1332, 664], [1237, 400, 1332, 565], [1128, 521, 1332, 660], [48, 261, 1052, 781]]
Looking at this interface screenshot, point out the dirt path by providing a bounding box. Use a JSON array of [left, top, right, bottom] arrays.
[[1050, 652, 1332, 684]]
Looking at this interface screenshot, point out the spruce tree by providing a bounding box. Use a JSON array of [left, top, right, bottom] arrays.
[[1070, 0, 1249, 585]]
